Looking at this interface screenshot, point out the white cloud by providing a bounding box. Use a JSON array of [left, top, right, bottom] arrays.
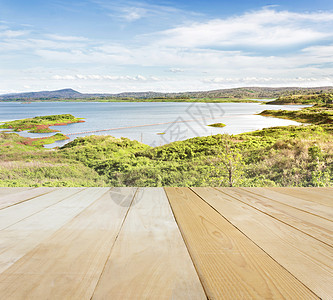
[[45, 34, 89, 42], [95, 0, 194, 22], [118, 7, 147, 21], [52, 74, 157, 81], [301, 44, 333, 58], [1, 7, 333, 93], [168, 68, 184, 73], [202, 76, 333, 85], [155, 8, 333, 48], [0, 29, 29, 38]]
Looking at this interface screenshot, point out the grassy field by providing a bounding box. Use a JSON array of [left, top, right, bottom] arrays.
[[0, 114, 84, 133], [0, 99, 332, 187], [260, 103, 333, 124], [266, 93, 333, 105]]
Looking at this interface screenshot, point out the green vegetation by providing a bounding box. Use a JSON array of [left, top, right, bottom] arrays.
[[0, 132, 105, 187], [3, 86, 333, 101], [208, 123, 226, 128], [0, 104, 332, 187], [267, 93, 333, 105], [0, 114, 84, 133], [260, 102, 333, 125]]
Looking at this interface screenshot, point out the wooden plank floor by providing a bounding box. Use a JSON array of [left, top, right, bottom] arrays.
[[0, 187, 332, 299]]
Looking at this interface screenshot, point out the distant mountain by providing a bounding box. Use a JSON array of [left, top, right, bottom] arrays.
[[1, 86, 332, 101], [0, 88, 90, 100], [184, 86, 333, 99]]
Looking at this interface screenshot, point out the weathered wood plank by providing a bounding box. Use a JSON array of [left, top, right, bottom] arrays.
[[166, 187, 318, 300], [0, 187, 109, 274], [0, 187, 84, 230], [240, 187, 333, 221], [0, 187, 136, 300], [0, 187, 56, 210], [270, 187, 333, 207], [92, 187, 206, 300], [216, 187, 333, 246], [193, 187, 332, 300], [0, 188, 34, 197]]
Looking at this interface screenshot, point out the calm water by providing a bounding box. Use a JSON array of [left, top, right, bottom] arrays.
[[0, 102, 308, 148]]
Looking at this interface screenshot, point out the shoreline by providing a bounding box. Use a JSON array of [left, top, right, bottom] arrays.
[[0, 102, 307, 149]]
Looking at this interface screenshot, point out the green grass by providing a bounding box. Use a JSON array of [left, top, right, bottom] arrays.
[[260, 103, 333, 124], [0, 105, 332, 187], [0, 114, 84, 133], [267, 93, 333, 105], [208, 123, 226, 128]]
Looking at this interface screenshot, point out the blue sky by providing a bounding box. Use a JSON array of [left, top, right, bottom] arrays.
[[1, 0, 333, 93]]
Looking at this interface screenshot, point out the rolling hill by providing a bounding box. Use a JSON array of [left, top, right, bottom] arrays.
[[0, 86, 332, 101]]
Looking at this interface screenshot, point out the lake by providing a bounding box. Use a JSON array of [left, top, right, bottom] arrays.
[[0, 102, 308, 148]]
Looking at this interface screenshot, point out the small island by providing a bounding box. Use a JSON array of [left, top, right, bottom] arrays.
[[208, 123, 226, 128], [266, 93, 333, 105], [261, 95, 333, 124], [0, 114, 84, 133]]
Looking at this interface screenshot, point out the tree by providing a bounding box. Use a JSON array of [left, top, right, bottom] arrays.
[[209, 135, 245, 187]]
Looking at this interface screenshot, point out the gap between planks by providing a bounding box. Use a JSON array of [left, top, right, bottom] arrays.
[[92, 187, 206, 300], [165, 187, 318, 300], [0, 188, 109, 274], [215, 187, 333, 247], [0, 187, 56, 210], [239, 187, 333, 221], [0, 187, 136, 299], [191, 187, 333, 300]]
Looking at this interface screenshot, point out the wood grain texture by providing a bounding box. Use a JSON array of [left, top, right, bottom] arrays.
[[0, 188, 108, 274], [240, 187, 333, 221], [166, 187, 318, 300], [0, 187, 55, 210], [0, 188, 33, 197], [0, 187, 84, 230], [216, 187, 333, 246], [270, 187, 333, 207], [193, 187, 333, 300], [92, 187, 206, 300], [0, 187, 136, 300]]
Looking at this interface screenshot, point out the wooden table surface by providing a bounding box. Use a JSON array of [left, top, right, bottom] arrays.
[[0, 187, 332, 299]]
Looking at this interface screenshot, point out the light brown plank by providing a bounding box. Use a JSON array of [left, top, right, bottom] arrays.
[[166, 187, 318, 300], [240, 187, 333, 221], [192, 187, 333, 300], [0, 188, 34, 197], [0, 187, 136, 299], [271, 187, 333, 207], [0, 187, 109, 273], [0, 187, 84, 230], [0, 187, 56, 210], [92, 187, 206, 300], [216, 187, 333, 246]]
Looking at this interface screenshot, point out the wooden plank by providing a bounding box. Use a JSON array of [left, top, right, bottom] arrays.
[[240, 187, 333, 221], [192, 187, 333, 300], [166, 187, 318, 300], [216, 187, 333, 246], [0, 187, 84, 230], [271, 187, 333, 207], [0, 188, 34, 197], [0, 187, 136, 299], [0, 187, 109, 273], [0, 187, 56, 210], [92, 187, 206, 300]]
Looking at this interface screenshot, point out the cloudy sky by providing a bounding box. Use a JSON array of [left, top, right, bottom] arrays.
[[1, 0, 333, 93]]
